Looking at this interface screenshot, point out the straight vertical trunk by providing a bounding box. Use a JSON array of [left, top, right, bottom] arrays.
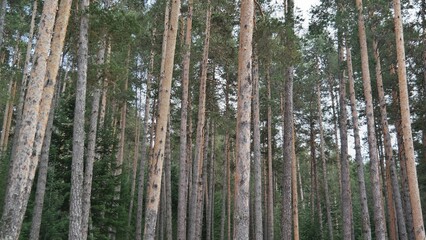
[[143, 0, 180, 237], [327, 76, 342, 192], [282, 4, 295, 239], [165, 120, 172, 240], [177, 0, 193, 238], [395, 111, 415, 240], [355, 0, 387, 238], [266, 66, 274, 240], [372, 38, 407, 240], [195, 122, 210, 239], [252, 50, 263, 240], [338, 44, 353, 240], [392, 0, 426, 238], [0, 0, 59, 238], [128, 97, 141, 234], [207, 123, 215, 240], [114, 48, 130, 196], [188, 3, 211, 238], [135, 44, 154, 240], [69, 0, 90, 238], [317, 81, 334, 240], [346, 45, 371, 240], [233, 0, 254, 238], [292, 128, 299, 240]]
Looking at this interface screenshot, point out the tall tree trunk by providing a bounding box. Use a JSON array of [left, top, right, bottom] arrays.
[[252, 49, 263, 240], [317, 81, 334, 240], [292, 128, 299, 240], [177, 0, 193, 238], [128, 97, 141, 236], [0, 0, 61, 238], [233, 1, 254, 238], [165, 119, 172, 240], [188, 2, 211, 238], [393, 0, 426, 238], [220, 135, 227, 240], [135, 44, 154, 240], [355, 0, 387, 238], [69, 0, 90, 238], [29, 71, 63, 240], [195, 121, 210, 239], [326, 76, 342, 192], [346, 45, 371, 240], [207, 122, 215, 240], [114, 48, 130, 197], [338, 41, 353, 240], [266, 66, 274, 240], [143, 0, 180, 237], [372, 38, 408, 240], [282, 1, 294, 238], [395, 109, 415, 240]]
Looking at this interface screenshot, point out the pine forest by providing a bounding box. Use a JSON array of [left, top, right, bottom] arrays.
[[0, 0, 426, 239]]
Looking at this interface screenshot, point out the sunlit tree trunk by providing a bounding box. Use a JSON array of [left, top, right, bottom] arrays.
[[355, 0, 387, 238], [143, 0, 180, 237], [392, 0, 426, 238], [346, 45, 371, 240], [177, 0, 193, 238], [233, 0, 254, 238], [0, 0, 59, 238]]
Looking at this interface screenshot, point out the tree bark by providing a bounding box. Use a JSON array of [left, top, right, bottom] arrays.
[[252, 49, 263, 240], [372, 38, 407, 240], [177, 0, 193, 238], [317, 81, 334, 240], [188, 2, 211, 238], [0, 0, 60, 238], [266, 66, 274, 240], [135, 43, 154, 240], [69, 0, 90, 238], [207, 122, 215, 240], [338, 42, 353, 240], [143, 0, 180, 237], [233, 0, 254, 238], [392, 0, 426, 238], [292, 128, 299, 240], [346, 45, 371, 240], [355, 0, 387, 238], [165, 119, 172, 240], [29, 72, 63, 240]]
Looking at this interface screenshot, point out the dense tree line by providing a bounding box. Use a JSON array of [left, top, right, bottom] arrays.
[[0, 0, 425, 239]]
